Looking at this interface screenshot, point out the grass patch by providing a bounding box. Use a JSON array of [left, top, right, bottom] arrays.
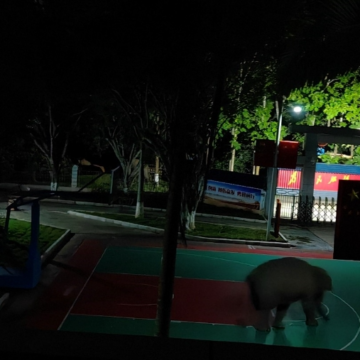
[[78, 174, 111, 192], [78, 211, 167, 227], [190, 222, 279, 241], [0, 219, 66, 267], [130, 179, 169, 193], [76, 211, 283, 242], [197, 202, 265, 221]]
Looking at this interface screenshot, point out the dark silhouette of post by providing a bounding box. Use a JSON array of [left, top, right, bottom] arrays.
[[274, 199, 281, 238]]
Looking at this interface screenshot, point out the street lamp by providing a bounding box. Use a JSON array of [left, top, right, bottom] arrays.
[[265, 102, 303, 240]]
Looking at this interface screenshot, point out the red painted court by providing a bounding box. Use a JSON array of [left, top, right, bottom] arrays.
[[22, 240, 360, 352]]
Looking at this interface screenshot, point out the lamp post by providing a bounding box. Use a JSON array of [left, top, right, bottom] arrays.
[[265, 102, 302, 240]]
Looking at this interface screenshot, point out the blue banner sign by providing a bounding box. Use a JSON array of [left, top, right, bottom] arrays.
[[204, 180, 265, 212]]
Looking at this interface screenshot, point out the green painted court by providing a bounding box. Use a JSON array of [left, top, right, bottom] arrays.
[[27, 241, 360, 353]]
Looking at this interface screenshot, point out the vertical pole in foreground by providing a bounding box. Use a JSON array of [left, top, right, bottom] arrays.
[[266, 100, 283, 240], [28, 200, 41, 287], [274, 199, 281, 238], [155, 153, 184, 337], [135, 142, 144, 218]]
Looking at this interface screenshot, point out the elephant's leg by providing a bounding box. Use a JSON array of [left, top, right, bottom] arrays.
[[254, 309, 272, 332], [302, 300, 318, 326], [273, 303, 290, 329]]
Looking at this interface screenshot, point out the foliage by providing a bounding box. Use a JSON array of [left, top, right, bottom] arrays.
[[89, 90, 141, 192], [288, 69, 360, 164], [129, 179, 169, 193], [27, 102, 87, 189], [111, 75, 217, 232], [214, 57, 280, 167], [288, 70, 360, 127], [213, 144, 254, 174], [77, 174, 111, 193]]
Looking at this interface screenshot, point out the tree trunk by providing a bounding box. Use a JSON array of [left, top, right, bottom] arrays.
[[229, 149, 235, 171], [181, 208, 196, 230], [178, 164, 205, 237], [122, 163, 129, 194], [135, 143, 145, 218], [155, 153, 184, 337], [48, 159, 58, 191], [229, 128, 236, 171], [155, 155, 160, 187], [180, 188, 200, 233]]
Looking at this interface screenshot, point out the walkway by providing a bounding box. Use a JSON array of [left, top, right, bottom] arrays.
[[1, 199, 335, 251]]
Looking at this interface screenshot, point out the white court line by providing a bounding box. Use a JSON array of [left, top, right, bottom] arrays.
[[285, 303, 330, 326], [57, 249, 108, 330], [176, 251, 360, 351], [125, 248, 360, 351], [330, 292, 360, 351]]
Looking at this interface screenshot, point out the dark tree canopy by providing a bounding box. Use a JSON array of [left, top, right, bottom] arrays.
[[2, 0, 359, 177], [277, 0, 360, 93]]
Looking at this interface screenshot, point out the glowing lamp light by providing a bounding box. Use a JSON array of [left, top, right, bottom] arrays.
[[293, 106, 302, 114]]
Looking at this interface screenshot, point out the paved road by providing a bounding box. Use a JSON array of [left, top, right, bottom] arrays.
[[3, 202, 151, 243], [1, 199, 334, 251]]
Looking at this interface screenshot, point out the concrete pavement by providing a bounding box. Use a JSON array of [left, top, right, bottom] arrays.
[[0, 182, 335, 251], [279, 224, 334, 250], [306, 225, 335, 247], [1, 199, 334, 251]]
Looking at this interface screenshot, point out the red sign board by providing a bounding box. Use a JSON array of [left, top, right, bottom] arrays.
[[254, 140, 299, 169], [277, 169, 360, 191], [254, 140, 275, 168], [277, 141, 299, 169], [278, 169, 301, 189]]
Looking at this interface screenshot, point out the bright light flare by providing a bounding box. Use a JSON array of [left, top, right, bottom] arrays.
[[293, 106, 302, 113]]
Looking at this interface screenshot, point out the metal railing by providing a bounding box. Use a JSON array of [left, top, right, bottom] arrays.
[[275, 194, 337, 223]]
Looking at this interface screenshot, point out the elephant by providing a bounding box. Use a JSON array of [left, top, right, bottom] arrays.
[[246, 257, 332, 332]]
